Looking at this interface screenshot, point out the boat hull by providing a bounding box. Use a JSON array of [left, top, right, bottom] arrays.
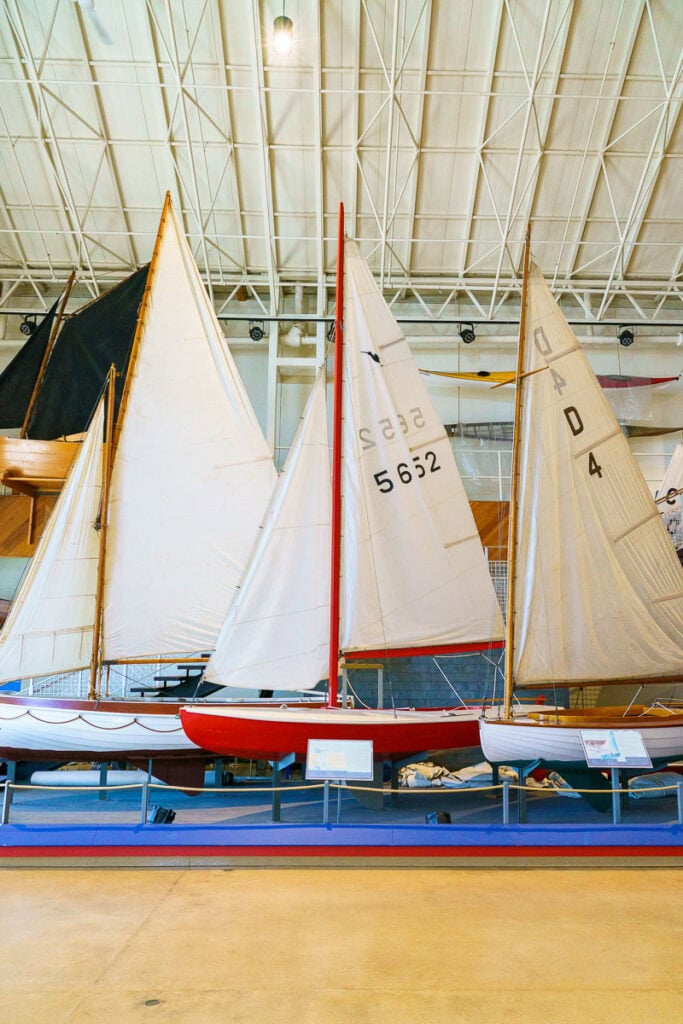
[[179, 704, 487, 761], [479, 714, 683, 768], [0, 695, 323, 764], [0, 696, 200, 762]]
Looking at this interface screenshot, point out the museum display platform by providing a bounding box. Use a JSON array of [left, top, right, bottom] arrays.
[[1, 771, 681, 867]]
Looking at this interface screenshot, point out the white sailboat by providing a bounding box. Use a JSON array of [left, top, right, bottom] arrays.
[[479, 230, 683, 769], [0, 194, 281, 785], [180, 205, 509, 762]]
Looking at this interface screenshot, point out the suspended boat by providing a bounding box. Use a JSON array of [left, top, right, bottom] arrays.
[[0, 194, 283, 785], [479, 228, 683, 771], [422, 369, 680, 389], [180, 204, 513, 763]]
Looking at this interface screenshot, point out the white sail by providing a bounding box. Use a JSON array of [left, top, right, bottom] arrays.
[[340, 241, 504, 654], [0, 401, 104, 683], [205, 370, 331, 691], [660, 443, 683, 498], [659, 443, 683, 553], [513, 263, 683, 686], [103, 201, 276, 659]]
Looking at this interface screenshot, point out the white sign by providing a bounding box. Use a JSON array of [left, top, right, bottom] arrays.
[[580, 729, 652, 769], [305, 739, 374, 780]]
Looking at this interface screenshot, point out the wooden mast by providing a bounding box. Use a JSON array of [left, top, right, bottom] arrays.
[[88, 365, 117, 700], [327, 202, 345, 708], [111, 191, 172, 457], [503, 223, 531, 719], [21, 270, 76, 438], [87, 193, 173, 692]]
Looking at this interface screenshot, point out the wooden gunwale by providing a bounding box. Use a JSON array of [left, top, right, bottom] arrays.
[[497, 712, 683, 729]]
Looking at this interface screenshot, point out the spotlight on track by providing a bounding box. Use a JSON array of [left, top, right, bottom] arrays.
[[248, 321, 265, 342], [617, 325, 635, 347], [459, 322, 476, 345], [20, 315, 37, 337]]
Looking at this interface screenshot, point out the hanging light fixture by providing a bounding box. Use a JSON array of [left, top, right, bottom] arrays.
[[617, 325, 635, 347], [248, 321, 265, 341], [20, 315, 37, 337], [459, 322, 476, 345], [273, 4, 293, 56]]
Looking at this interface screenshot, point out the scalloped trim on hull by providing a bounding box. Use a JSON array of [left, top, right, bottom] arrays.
[[0, 695, 324, 762]]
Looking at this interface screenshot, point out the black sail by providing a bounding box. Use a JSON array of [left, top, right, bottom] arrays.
[[27, 264, 149, 439]]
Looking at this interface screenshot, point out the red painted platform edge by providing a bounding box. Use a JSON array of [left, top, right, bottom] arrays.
[[1, 844, 681, 859]]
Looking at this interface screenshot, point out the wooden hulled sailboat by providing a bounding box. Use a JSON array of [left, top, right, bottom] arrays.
[[179, 205, 509, 762], [479, 229, 683, 770], [0, 194, 281, 785]]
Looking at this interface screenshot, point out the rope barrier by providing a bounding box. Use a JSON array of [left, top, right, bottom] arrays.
[[4, 778, 681, 796]]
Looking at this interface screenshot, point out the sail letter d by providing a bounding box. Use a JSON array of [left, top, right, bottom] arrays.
[[563, 406, 584, 437]]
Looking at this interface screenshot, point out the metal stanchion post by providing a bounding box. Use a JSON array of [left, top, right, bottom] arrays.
[[677, 781, 683, 825], [140, 778, 149, 825], [99, 762, 108, 801], [323, 779, 330, 825], [611, 768, 621, 825], [1, 783, 11, 825], [502, 777, 510, 825]]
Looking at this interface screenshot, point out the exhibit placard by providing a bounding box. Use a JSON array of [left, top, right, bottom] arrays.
[[580, 729, 652, 769], [305, 739, 374, 780]]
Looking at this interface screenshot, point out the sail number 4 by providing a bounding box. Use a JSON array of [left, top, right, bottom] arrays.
[[374, 452, 441, 493], [534, 327, 603, 481]]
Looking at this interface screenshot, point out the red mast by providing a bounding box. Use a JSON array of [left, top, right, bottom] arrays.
[[327, 203, 345, 708]]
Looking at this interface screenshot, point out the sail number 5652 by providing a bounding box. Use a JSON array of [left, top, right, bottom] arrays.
[[373, 451, 441, 493], [359, 406, 426, 450]]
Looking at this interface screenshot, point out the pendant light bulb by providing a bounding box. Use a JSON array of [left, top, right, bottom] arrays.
[[273, 14, 293, 56]]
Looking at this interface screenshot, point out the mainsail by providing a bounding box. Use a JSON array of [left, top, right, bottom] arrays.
[[103, 198, 276, 659], [205, 370, 331, 691], [0, 400, 104, 683], [340, 241, 504, 656], [513, 263, 683, 686], [0, 195, 277, 682]]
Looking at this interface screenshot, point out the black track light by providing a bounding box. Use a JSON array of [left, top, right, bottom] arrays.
[[20, 315, 37, 337], [248, 321, 265, 342], [459, 322, 476, 345], [618, 325, 635, 347]]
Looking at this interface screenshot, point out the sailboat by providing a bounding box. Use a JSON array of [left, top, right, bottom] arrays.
[[479, 228, 683, 770], [0, 193, 284, 786], [0, 264, 149, 496], [179, 204, 511, 763]]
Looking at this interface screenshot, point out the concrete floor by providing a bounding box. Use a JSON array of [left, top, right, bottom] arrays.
[[1, 866, 681, 1024]]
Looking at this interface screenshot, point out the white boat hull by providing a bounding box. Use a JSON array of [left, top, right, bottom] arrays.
[[479, 715, 683, 766], [0, 701, 198, 759]]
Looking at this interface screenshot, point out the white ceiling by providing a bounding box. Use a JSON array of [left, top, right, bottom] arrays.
[[0, 0, 682, 329]]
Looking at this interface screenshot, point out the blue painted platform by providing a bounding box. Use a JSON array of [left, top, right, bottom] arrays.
[[1, 821, 681, 863], [1, 773, 681, 864]]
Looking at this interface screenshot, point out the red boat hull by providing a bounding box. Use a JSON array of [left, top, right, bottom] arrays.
[[179, 706, 483, 761]]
